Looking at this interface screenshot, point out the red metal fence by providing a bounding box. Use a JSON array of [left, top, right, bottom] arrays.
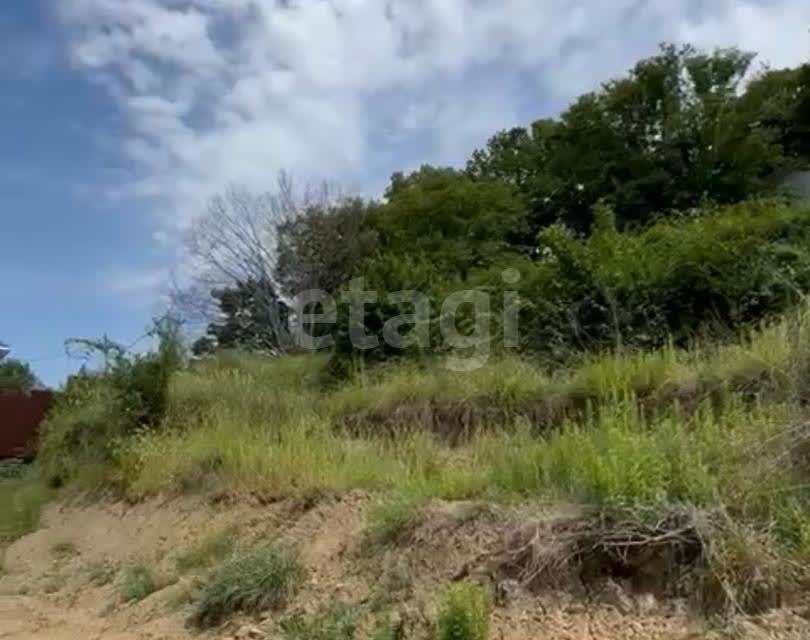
[[0, 390, 53, 458]]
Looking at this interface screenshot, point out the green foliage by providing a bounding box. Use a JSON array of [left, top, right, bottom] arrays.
[[518, 200, 810, 356], [275, 197, 379, 297], [374, 167, 527, 280], [37, 317, 184, 486], [434, 583, 490, 640], [121, 565, 157, 602], [366, 494, 425, 545], [0, 359, 38, 391], [192, 279, 290, 356], [739, 63, 810, 162], [190, 544, 304, 629], [469, 44, 784, 233], [281, 604, 357, 640], [0, 472, 50, 541]]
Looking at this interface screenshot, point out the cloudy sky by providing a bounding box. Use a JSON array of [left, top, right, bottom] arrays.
[[2, 0, 809, 384]]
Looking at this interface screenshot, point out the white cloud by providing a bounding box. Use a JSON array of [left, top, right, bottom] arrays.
[[55, 0, 810, 237], [105, 266, 170, 309]]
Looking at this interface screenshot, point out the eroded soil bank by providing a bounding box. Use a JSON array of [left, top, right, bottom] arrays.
[[2, 493, 810, 639]]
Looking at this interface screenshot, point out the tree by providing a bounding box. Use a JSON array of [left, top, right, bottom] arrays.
[[739, 63, 810, 162], [192, 279, 290, 356], [371, 166, 527, 280], [274, 197, 379, 298], [171, 178, 297, 351], [468, 44, 784, 234], [0, 359, 38, 391]]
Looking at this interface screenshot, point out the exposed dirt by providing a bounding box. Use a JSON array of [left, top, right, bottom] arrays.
[[2, 492, 809, 639]]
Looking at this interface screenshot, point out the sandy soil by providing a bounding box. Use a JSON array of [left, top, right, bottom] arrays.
[[2, 492, 809, 639]]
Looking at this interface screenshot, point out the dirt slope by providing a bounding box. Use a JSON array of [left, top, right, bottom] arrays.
[[2, 493, 809, 639]]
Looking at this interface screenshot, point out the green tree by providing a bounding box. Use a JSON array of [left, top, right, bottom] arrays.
[[192, 279, 290, 356], [372, 166, 527, 280], [739, 63, 810, 162], [0, 359, 38, 391], [274, 197, 379, 297], [468, 44, 784, 233]]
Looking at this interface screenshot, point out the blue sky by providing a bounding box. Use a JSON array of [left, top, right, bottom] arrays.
[[2, 0, 809, 386]]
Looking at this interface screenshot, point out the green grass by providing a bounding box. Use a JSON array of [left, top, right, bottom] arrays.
[[366, 493, 426, 545], [34, 302, 810, 599], [435, 583, 490, 640], [121, 564, 158, 602], [190, 544, 304, 629], [0, 472, 51, 541]]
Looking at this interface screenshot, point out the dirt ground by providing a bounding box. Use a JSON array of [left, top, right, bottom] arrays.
[[2, 492, 810, 639]]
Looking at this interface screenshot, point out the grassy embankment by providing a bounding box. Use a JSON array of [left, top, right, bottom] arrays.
[[4, 303, 810, 622]]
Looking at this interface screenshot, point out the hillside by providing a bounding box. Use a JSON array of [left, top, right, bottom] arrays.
[[6, 303, 810, 638], [5, 41, 810, 640]]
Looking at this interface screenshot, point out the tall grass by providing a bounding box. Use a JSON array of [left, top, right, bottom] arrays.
[[0, 471, 51, 541], [36, 303, 810, 567]]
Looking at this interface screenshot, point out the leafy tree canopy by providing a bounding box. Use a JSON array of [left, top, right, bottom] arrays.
[[0, 359, 38, 391], [468, 44, 787, 234]]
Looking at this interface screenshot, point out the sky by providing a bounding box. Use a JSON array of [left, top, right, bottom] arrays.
[[2, 0, 809, 386]]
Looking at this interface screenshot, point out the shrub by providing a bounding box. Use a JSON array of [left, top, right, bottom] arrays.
[[435, 583, 490, 640], [190, 545, 304, 629], [0, 359, 38, 391], [519, 201, 810, 358], [121, 565, 157, 602], [366, 494, 426, 546], [37, 317, 184, 486]]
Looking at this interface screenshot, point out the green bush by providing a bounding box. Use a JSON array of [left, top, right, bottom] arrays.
[[37, 317, 184, 486], [435, 583, 490, 640], [0, 359, 37, 391], [518, 201, 810, 358], [121, 565, 157, 602], [366, 494, 426, 546], [190, 545, 304, 629]]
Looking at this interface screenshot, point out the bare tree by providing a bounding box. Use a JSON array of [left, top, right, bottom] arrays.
[[171, 174, 299, 350], [170, 173, 348, 353]]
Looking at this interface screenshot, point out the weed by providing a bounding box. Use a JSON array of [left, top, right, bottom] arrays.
[[435, 583, 490, 640], [175, 528, 235, 573], [366, 494, 426, 546], [121, 565, 157, 602], [190, 544, 304, 629]]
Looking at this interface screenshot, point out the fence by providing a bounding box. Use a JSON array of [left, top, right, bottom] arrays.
[[0, 390, 53, 458]]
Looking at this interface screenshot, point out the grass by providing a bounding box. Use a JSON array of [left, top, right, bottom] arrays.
[[175, 527, 235, 573], [366, 493, 426, 545], [121, 564, 158, 602], [190, 544, 304, 629], [0, 472, 51, 541], [30, 302, 810, 614], [281, 604, 357, 640], [435, 583, 490, 640]]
